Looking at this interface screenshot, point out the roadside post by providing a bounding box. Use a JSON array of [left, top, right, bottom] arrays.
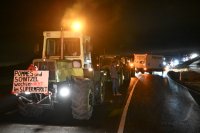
[[179, 70, 182, 81]]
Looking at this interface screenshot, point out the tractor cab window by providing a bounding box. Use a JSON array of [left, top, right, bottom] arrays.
[[46, 38, 61, 56], [46, 38, 80, 57], [63, 38, 80, 56]]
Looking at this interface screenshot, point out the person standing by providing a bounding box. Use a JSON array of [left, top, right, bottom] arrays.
[[109, 61, 121, 96]]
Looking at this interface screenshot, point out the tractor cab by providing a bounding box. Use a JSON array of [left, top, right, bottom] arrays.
[[33, 31, 93, 82]]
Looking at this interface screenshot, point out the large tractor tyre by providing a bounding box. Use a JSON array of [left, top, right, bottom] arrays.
[[71, 78, 94, 120], [94, 80, 105, 105], [17, 97, 44, 118]]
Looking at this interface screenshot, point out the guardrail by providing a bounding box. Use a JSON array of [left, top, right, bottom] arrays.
[[167, 71, 200, 105]]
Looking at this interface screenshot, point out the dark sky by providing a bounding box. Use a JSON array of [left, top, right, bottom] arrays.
[[1, 0, 200, 63]]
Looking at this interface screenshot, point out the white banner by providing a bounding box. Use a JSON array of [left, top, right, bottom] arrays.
[[12, 70, 49, 94]]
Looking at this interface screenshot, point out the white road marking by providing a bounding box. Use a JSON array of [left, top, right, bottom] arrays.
[[117, 78, 139, 133]]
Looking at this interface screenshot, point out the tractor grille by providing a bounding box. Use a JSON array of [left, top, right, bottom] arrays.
[[34, 60, 56, 81]]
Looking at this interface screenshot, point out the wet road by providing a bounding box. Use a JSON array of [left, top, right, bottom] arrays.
[[124, 74, 200, 133], [0, 80, 131, 133], [1, 74, 200, 133]]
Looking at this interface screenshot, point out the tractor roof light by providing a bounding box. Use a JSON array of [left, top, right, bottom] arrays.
[[71, 21, 82, 31], [61, 19, 85, 32]]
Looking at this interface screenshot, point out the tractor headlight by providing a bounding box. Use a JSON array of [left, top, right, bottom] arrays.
[[59, 87, 70, 97], [88, 67, 93, 72], [129, 63, 134, 68]]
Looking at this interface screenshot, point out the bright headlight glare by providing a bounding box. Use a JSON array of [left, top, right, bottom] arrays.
[[129, 63, 134, 68], [88, 68, 93, 72], [59, 87, 70, 97]]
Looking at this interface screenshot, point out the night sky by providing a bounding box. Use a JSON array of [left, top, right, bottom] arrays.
[[0, 0, 200, 64]]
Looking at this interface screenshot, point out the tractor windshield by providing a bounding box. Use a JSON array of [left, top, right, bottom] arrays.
[[63, 38, 80, 56], [46, 38, 80, 57]]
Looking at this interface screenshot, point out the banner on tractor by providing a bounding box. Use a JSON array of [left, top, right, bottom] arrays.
[[12, 70, 49, 94]]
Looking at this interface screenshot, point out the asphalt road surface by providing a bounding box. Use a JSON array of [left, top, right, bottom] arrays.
[[0, 80, 131, 133], [1, 74, 200, 133], [124, 74, 200, 133]]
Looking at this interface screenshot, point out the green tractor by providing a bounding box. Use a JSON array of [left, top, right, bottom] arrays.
[[12, 29, 106, 120]]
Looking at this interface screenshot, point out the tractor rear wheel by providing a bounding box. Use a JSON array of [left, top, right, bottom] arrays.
[[71, 78, 94, 120]]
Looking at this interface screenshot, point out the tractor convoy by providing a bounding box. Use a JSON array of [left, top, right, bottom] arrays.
[[12, 23, 164, 120], [12, 28, 133, 120]]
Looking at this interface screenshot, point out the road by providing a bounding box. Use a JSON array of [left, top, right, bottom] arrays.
[[124, 74, 200, 133], [0, 80, 131, 133], [1, 74, 200, 133]]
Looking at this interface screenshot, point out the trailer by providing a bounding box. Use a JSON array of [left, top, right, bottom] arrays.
[[134, 54, 164, 74]]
